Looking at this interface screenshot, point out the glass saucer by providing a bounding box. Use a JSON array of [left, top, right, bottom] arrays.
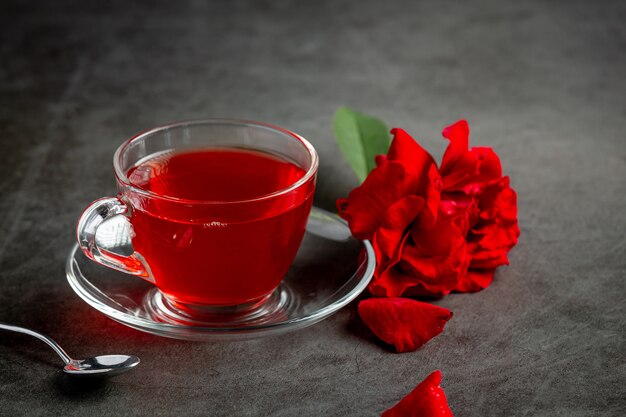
[[65, 207, 375, 341]]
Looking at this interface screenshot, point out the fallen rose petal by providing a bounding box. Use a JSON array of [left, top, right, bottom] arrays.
[[358, 298, 453, 353], [382, 370, 454, 417]]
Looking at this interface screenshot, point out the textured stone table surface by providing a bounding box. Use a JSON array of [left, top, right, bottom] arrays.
[[0, 1, 624, 416]]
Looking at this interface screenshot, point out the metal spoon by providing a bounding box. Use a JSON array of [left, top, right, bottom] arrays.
[[0, 322, 139, 377]]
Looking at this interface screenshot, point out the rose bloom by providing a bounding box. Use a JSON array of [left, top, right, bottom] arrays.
[[338, 121, 519, 297], [439, 121, 520, 292]]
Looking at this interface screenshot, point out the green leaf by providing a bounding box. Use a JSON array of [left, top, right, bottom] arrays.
[[332, 106, 391, 183]]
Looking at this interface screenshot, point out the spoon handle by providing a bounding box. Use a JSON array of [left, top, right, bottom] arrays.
[[0, 322, 72, 364]]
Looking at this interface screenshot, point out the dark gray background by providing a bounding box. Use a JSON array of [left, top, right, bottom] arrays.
[[1, 0, 624, 416]]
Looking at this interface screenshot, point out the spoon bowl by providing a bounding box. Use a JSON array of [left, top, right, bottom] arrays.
[[64, 355, 140, 376]]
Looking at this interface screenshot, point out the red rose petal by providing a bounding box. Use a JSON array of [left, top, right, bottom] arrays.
[[358, 298, 453, 353], [388, 129, 442, 229], [477, 176, 518, 222], [466, 176, 519, 270], [399, 237, 469, 297], [382, 370, 454, 417], [370, 232, 418, 297], [370, 203, 470, 298], [466, 147, 502, 191], [447, 147, 503, 195], [370, 259, 420, 298], [440, 120, 502, 192], [338, 161, 418, 240], [336, 197, 348, 214], [388, 128, 435, 177], [412, 211, 456, 256], [418, 164, 442, 230], [421, 208, 467, 253], [440, 192, 478, 235], [441, 120, 469, 167], [370, 236, 465, 299], [374, 196, 425, 260], [440, 120, 475, 187], [467, 243, 510, 269], [454, 268, 495, 293]]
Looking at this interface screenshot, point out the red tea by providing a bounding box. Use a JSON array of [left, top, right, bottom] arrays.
[[125, 148, 312, 306]]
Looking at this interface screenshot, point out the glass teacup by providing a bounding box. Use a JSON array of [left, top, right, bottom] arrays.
[[76, 120, 318, 316]]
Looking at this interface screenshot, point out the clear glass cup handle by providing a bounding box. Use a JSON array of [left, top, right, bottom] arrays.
[[76, 197, 152, 281]]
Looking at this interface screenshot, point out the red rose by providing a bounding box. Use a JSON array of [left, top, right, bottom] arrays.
[[370, 203, 470, 298], [338, 129, 469, 297], [439, 120, 520, 292], [338, 120, 519, 297]]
